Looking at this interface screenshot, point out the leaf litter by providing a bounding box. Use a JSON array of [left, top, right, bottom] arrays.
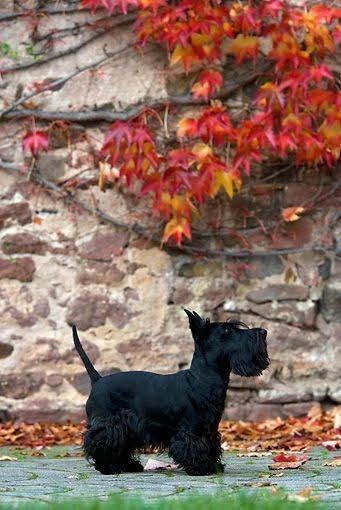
[[0, 407, 340, 461]]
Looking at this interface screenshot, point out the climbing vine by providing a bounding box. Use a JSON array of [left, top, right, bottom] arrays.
[[11, 1, 341, 245]]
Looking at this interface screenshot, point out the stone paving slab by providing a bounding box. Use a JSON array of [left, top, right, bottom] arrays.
[[0, 448, 340, 506]]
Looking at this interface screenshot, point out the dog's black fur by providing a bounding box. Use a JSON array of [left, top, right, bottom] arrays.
[[73, 310, 269, 475]]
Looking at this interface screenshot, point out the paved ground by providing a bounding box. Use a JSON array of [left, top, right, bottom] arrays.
[[0, 447, 340, 506]]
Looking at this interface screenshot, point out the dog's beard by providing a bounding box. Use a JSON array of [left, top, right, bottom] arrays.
[[230, 336, 270, 377]]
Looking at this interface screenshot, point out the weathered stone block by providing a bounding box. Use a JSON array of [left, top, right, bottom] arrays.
[[78, 230, 129, 261], [320, 281, 341, 323], [66, 292, 111, 330], [46, 374, 63, 387], [0, 373, 43, 399], [2, 232, 47, 255], [178, 261, 224, 278], [258, 388, 313, 404], [33, 298, 50, 318], [244, 255, 284, 278], [247, 284, 309, 303], [68, 372, 91, 396], [283, 183, 319, 207], [0, 257, 35, 282], [0, 342, 14, 359], [171, 281, 194, 305], [66, 292, 135, 331], [76, 261, 125, 286], [0, 202, 31, 228], [36, 154, 66, 183], [224, 298, 316, 327]]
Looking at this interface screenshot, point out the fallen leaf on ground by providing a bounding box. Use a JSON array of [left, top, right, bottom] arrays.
[[144, 459, 178, 471], [0, 407, 340, 452], [331, 406, 341, 429], [273, 453, 308, 463], [237, 452, 272, 457], [0, 455, 17, 461], [259, 472, 284, 478], [322, 440, 340, 451], [322, 457, 341, 467], [287, 487, 318, 503], [245, 481, 275, 487], [269, 453, 309, 470]]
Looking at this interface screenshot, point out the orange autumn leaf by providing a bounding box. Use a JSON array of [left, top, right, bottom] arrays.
[[162, 216, 192, 246], [323, 457, 341, 467], [226, 34, 259, 64], [177, 118, 198, 139], [170, 44, 197, 71], [282, 206, 305, 222]]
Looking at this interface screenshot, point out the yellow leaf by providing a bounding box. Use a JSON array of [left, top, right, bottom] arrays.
[[191, 142, 212, 160], [162, 217, 192, 246], [212, 170, 234, 198], [226, 34, 259, 63], [170, 44, 195, 70]]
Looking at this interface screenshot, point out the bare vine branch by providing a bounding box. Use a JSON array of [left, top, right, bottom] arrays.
[[0, 4, 127, 22], [2, 13, 135, 74], [0, 44, 132, 119], [0, 159, 325, 258], [0, 69, 266, 122]]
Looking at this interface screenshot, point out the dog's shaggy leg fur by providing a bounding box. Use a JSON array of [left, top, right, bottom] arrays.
[[84, 414, 143, 474], [169, 430, 222, 476]]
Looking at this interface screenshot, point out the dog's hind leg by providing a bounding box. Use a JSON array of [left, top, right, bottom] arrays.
[[169, 430, 222, 476], [84, 414, 143, 474]]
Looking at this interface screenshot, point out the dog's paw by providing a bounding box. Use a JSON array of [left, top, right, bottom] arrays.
[[124, 459, 144, 472], [214, 462, 225, 474], [95, 463, 122, 475]]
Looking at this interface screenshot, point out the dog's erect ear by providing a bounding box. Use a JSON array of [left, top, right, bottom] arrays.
[[184, 309, 209, 342], [230, 334, 270, 377]]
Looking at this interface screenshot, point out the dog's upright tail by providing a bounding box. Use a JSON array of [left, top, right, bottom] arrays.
[[72, 325, 101, 384]]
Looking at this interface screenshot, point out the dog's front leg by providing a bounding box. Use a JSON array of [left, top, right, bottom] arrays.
[[169, 431, 223, 476]]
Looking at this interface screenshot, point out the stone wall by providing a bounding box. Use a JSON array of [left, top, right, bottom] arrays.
[[0, 1, 340, 423]]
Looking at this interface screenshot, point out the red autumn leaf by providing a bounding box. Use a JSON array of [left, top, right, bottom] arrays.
[[269, 453, 309, 470], [191, 69, 223, 101], [138, 0, 165, 13], [177, 118, 198, 139], [81, 0, 138, 14], [197, 106, 234, 147], [273, 453, 308, 463], [23, 130, 49, 156]]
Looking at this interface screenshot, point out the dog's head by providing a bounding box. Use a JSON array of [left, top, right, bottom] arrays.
[[184, 310, 269, 377]]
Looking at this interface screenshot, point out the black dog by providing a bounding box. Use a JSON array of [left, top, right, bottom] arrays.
[[72, 310, 269, 475]]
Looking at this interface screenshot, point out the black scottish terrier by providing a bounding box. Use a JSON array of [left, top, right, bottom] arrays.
[[72, 310, 269, 476]]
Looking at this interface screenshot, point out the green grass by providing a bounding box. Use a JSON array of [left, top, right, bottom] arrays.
[[0, 493, 333, 510]]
